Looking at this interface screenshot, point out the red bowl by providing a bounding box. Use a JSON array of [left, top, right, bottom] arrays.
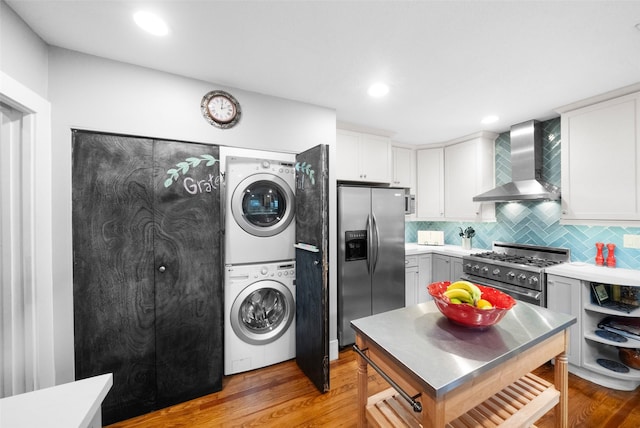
[[427, 281, 516, 328]]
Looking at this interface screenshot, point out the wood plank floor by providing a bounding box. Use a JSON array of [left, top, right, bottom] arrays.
[[107, 349, 640, 427]]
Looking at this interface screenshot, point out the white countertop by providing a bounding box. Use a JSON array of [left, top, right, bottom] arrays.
[[0, 373, 113, 428], [546, 263, 640, 287], [404, 243, 487, 257]]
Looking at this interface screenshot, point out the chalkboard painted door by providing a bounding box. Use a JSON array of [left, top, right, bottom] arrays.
[[294, 144, 330, 392], [153, 140, 222, 409], [72, 130, 222, 424]]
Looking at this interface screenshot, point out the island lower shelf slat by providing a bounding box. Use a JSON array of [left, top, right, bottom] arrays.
[[366, 372, 559, 427]]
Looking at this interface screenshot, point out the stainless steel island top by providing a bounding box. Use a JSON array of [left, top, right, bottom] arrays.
[[351, 300, 576, 398]]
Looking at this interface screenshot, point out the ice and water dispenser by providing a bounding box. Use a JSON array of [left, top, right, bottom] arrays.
[[345, 230, 367, 261]]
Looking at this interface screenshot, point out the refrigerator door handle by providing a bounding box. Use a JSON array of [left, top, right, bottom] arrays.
[[371, 214, 380, 274], [365, 214, 372, 273]]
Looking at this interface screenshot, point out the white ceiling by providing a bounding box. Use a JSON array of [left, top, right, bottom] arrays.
[[6, 0, 640, 145]]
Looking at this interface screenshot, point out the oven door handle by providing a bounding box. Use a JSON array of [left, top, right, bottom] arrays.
[[510, 288, 541, 300], [461, 275, 541, 301]]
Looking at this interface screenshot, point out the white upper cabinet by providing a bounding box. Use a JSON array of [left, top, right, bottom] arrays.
[[391, 145, 414, 189], [444, 136, 495, 221], [336, 129, 391, 183], [416, 132, 496, 221], [559, 91, 640, 225], [416, 148, 444, 218]]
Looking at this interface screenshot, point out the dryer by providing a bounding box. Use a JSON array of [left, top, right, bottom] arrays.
[[224, 261, 296, 375], [224, 155, 296, 265]]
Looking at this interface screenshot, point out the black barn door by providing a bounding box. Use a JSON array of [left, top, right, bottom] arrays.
[[295, 144, 330, 392], [72, 132, 157, 422], [72, 131, 223, 424]]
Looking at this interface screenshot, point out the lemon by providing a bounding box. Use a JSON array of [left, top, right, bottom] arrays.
[[476, 299, 493, 309]]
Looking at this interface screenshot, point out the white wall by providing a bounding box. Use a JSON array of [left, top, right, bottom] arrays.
[[1, 1, 56, 391], [0, 0, 48, 98], [47, 47, 338, 383]]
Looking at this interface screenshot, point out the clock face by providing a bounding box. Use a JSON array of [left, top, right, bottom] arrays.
[[207, 96, 236, 123], [201, 90, 241, 129]]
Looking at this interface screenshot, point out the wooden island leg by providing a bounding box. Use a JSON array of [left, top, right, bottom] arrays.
[[355, 335, 368, 428], [554, 350, 569, 428]]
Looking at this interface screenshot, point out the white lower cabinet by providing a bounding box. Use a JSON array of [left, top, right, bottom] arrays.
[[405, 255, 419, 307], [405, 254, 433, 306], [547, 273, 640, 391], [546, 274, 582, 366], [432, 254, 463, 283], [580, 281, 640, 391], [417, 254, 432, 303]]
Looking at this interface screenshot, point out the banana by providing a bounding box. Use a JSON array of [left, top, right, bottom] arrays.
[[443, 288, 473, 304], [447, 281, 481, 303], [476, 299, 493, 309]]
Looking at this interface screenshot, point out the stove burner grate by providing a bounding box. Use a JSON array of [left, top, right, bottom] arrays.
[[471, 252, 564, 268]]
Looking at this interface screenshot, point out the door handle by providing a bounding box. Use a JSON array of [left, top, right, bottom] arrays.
[[158, 265, 166, 273], [365, 215, 372, 273], [371, 214, 380, 275]]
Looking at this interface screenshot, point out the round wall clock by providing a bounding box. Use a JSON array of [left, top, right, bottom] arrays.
[[201, 90, 242, 129]]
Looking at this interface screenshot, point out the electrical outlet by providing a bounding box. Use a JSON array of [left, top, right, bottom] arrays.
[[623, 234, 640, 249]]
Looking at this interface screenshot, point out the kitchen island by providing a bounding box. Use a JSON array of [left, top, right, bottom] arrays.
[[352, 301, 575, 427]]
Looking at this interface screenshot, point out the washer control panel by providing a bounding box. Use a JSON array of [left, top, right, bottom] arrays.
[[259, 262, 295, 278], [226, 262, 295, 280]]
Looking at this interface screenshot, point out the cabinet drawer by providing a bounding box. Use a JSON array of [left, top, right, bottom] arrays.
[[405, 255, 418, 268]]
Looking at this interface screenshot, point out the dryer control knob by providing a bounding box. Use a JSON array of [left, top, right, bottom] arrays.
[[261, 160, 270, 169], [260, 267, 269, 276]]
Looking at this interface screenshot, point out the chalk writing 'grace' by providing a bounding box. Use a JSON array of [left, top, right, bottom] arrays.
[[183, 174, 220, 195]]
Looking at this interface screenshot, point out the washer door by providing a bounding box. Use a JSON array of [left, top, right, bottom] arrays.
[[230, 280, 295, 345], [231, 173, 295, 237]]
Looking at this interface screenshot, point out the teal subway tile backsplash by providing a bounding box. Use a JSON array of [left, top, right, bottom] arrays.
[[407, 117, 640, 270]]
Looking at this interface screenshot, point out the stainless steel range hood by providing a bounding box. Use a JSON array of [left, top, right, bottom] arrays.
[[473, 120, 560, 202]]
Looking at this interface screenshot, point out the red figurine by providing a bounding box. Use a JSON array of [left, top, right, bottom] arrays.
[[595, 242, 605, 266], [606, 243, 616, 268]]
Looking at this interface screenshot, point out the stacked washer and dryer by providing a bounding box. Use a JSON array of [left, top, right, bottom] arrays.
[[222, 149, 298, 375]]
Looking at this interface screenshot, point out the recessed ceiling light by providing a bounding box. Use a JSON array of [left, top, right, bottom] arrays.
[[133, 11, 169, 36], [481, 115, 499, 125], [368, 82, 389, 98]]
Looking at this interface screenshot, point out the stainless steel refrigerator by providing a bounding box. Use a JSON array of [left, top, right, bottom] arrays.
[[337, 185, 405, 347]]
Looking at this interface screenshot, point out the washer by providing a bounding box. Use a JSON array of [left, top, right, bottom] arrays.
[[224, 154, 296, 265], [224, 261, 296, 375]]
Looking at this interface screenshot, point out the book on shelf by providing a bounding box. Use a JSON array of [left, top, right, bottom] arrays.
[[590, 282, 639, 314], [598, 317, 640, 342]]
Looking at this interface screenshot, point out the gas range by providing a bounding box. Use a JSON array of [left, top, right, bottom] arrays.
[[462, 242, 570, 306]]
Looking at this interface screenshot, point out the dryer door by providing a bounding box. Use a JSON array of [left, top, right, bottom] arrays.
[[230, 280, 295, 345], [231, 173, 295, 237]]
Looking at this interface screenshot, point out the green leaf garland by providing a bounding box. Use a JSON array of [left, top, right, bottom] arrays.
[[164, 154, 218, 188], [295, 161, 315, 185]]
